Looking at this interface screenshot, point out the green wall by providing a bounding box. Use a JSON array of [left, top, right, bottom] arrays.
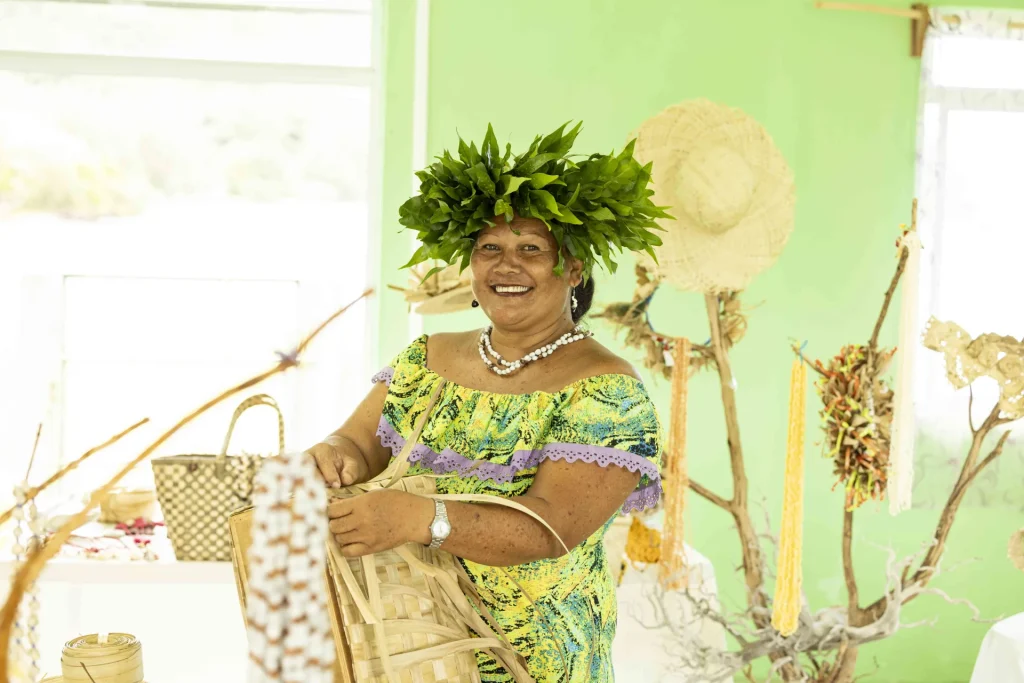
[[377, 1, 1024, 680]]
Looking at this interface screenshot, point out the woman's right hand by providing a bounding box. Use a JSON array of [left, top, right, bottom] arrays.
[[306, 436, 369, 488]]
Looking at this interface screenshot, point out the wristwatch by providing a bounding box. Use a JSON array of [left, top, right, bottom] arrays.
[[427, 499, 451, 550]]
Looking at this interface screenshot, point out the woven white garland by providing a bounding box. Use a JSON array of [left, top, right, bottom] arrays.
[[246, 450, 333, 683], [889, 231, 923, 515], [8, 486, 42, 683]]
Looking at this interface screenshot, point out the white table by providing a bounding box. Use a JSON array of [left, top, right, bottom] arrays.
[[0, 557, 249, 683], [607, 514, 730, 683], [970, 612, 1024, 683]]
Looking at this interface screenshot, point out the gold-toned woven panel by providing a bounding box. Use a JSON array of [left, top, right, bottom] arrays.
[[328, 476, 483, 683], [153, 454, 260, 561]]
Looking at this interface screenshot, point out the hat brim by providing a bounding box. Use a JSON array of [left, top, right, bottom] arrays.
[[413, 286, 476, 315]]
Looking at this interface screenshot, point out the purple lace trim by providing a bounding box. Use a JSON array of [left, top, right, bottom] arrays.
[[371, 367, 394, 386], [376, 416, 662, 514]]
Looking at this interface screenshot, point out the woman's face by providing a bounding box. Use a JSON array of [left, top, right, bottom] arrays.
[[470, 216, 582, 331]]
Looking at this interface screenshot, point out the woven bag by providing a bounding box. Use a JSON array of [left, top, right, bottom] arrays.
[[153, 394, 284, 561], [230, 382, 568, 683]]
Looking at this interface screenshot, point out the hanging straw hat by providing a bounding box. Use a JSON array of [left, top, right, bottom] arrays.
[[388, 262, 476, 315], [630, 99, 795, 293]]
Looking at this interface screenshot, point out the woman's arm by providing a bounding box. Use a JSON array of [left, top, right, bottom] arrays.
[[307, 381, 392, 487], [328, 457, 640, 565]]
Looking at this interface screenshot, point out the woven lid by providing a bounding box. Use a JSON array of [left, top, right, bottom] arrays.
[[392, 263, 475, 315], [630, 99, 795, 293]]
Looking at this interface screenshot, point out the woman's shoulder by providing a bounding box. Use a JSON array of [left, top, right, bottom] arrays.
[[569, 337, 643, 385]]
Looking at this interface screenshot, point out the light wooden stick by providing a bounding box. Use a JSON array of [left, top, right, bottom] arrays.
[[0, 419, 150, 529], [0, 288, 372, 679], [814, 1, 927, 19]]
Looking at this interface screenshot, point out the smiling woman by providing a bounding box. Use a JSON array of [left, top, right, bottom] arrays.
[[307, 122, 669, 683]]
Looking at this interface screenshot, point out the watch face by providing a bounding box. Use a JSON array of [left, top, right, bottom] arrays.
[[431, 519, 452, 538]]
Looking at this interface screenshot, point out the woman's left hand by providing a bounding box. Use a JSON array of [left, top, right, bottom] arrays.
[[327, 489, 433, 557]]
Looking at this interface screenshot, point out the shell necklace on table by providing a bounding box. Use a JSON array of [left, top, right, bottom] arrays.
[[478, 325, 592, 376]]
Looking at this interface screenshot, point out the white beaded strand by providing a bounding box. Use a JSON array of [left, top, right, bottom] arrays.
[[247, 449, 332, 683], [478, 325, 592, 376]]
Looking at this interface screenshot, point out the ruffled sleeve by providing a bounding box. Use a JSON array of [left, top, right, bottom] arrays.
[[371, 335, 428, 387], [541, 375, 663, 514]]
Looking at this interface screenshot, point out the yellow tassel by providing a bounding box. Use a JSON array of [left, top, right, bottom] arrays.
[[659, 337, 690, 591], [771, 357, 807, 637]]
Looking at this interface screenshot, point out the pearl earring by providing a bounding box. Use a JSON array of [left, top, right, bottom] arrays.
[[571, 294, 578, 312]]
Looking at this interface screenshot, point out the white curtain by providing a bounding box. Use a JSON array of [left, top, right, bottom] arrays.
[[910, 7, 1024, 509]]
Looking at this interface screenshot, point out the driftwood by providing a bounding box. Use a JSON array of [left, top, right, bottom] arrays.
[[600, 204, 1018, 681]]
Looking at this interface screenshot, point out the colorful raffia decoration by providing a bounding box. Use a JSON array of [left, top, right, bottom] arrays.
[[814, 344, 895, 510], [889, 215, 922, 515], [659, 337, 691, 591], [771, 358, 807, 637], [595, 264, 749, 381]]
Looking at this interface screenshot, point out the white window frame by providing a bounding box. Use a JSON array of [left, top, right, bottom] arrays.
[[0, 0, 385, 498]]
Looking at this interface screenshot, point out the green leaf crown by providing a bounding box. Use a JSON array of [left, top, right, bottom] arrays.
[[398, 122, 672, 279]]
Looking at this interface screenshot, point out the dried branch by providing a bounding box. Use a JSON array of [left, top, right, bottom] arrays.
[[0, 289, 372, 679], [688, 477, 733, 512], [0, 418, 149, 529]]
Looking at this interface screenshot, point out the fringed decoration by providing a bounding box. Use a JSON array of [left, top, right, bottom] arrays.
[[889, 214, 922, 515], [659, 337, 691, 591], [772, 357, 807, 637]]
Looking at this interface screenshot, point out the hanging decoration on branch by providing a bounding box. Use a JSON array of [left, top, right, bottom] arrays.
[[921, 319, 1024, 420], [659, 337, 692, 591], [888, 208, 923, 515], [771, 355, 807, 637], [813, 345, 895, 510], [595, 264, 750, 381]]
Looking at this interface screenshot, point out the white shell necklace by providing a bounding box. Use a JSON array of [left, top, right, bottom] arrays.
[[479, 325, 592, 376]]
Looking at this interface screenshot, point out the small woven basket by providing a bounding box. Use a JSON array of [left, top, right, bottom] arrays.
[[98, 489, 158, 525], [60, 633, 143, 683], [153, 394, 283, 561]]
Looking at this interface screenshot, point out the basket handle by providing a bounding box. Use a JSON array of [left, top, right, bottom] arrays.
[[378, 380, 446, 489], [216, 394, 285, 475]]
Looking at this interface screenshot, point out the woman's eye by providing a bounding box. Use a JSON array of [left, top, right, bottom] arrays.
[[522, 245, 540, 252], [480, 244, 499, 251]]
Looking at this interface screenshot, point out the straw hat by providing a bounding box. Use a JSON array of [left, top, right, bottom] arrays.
[[390, 262, 476, 315], [630, 99, 795, 293]]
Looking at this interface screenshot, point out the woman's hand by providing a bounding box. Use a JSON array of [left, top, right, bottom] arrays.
[[307, 436, 369, 488], [327, 489, 434, 557]]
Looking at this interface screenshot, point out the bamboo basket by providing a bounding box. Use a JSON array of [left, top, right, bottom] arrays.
[[59, 633, 143, 683], [98, 489, 158, 524], [231, 381, 565, 683]]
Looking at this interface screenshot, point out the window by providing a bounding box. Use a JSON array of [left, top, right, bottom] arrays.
[[0, 0, 379, 506], [912, 14, 1024, 509]]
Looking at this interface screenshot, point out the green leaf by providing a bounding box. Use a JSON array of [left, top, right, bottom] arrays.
[[605, 199, 633, 216], [494, 198, 511, 217], [465, 163, 496, 196], [528, 173, 561, 189], [585, 206, 615, 221], [529, 190, 562, 217], [515, 152, 562, 176], [401, 244, 432, 269], [481, 124, 500, 170], [538, 122, 570, 154], [556, 206, 583, 225], [500, 175, 530, 196]]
